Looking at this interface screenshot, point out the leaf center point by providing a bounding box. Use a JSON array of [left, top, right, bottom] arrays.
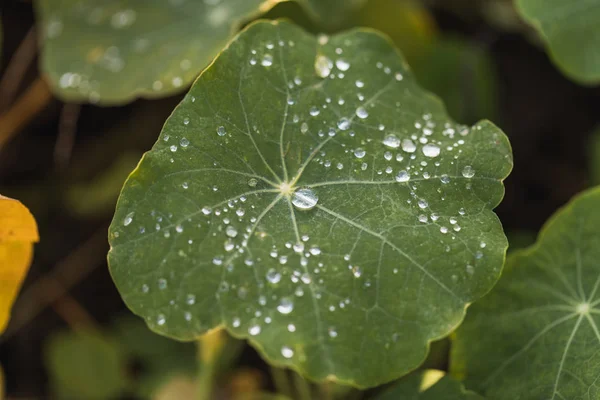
[[278, 181, 295, 197], [576, 303, 591, 314]]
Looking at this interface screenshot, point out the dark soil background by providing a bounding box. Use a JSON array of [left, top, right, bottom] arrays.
[[1, 0, 599, 398]]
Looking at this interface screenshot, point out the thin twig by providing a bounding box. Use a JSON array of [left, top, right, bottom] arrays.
[[2, 226, 108, 340], [54, 103, 82, 170], [0, 27, 38, 112], [0, 77, 53, 150], [52, 292, 102, 333]]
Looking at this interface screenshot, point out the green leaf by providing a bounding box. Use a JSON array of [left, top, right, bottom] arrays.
[[45, 330, 127, 399], [301, 0, 366, 27], [413, 38, 498, 125], [108, 20, 512, 387], [35, 0, 271, 104], [111, 315, 197, 397], [357, 0, 438, 67], [376, 370, 483, 400], [451, 187, 600, 399], [515, 0, 600, 85], [34, 0, 365, 105], [588, 126, 600, 186]]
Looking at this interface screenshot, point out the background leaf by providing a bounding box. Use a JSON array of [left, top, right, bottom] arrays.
[[35, 0, 270, 104], [0, 195, 39, 333], [45, 330, 127, 399], [413, 37, 498, 125], [376, 370, 483, 400], [108, 20, 512, 387], [588, 126, 600, 186], [357, 0, 437, 67], [301, 0, 367, 28], [111, 315, 197, 398], [515, 0, 600, 85], [451, 186, 600, 399], [35, 0, 368, 105]]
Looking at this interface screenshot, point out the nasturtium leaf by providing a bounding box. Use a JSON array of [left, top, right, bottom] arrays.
[[451, 187, 600, 399], [0, 195, 39, 333], [515, 0, 600, 85], [35, 0, 272, 104], [35, 0, 365, 105], [376, 370, 483, 400], [108, 20, 512, 387]]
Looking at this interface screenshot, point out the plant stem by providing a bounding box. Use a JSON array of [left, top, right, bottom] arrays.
[[319, 382, 334, 400], [270, 366, 293, 399], [292, 372, 313, 400], [196, 328, 226, 400]]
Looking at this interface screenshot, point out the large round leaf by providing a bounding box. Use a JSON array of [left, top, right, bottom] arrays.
[[35, 0, 365, 105], [451, 187, 600, 399], [108, 20, 512, 387], [516, 0, 600, 85]]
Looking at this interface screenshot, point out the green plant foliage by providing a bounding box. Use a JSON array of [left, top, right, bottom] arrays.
[[452, 186, 600, 399], [588, 126, 600, 186], [45, 330, 126, 399], [302, 0, 367, 28], [376, 370, 483, 399], [108, 20, 512, 387], [34, 0, 366, 105], [112, 315, 197, 397], [414, 38, 498, 124], [357, 0, 438, 67], [357, 2, 498, 124], [66, 152, 141, 217], [34, 0, 271, 104], [515, 0, 600, 85]]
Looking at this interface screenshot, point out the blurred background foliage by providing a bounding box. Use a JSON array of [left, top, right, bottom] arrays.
[[1, 0, 600, 398]]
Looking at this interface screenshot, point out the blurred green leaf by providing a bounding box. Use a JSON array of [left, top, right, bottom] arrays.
[[108, 20, 512, 387], [506, 230, 536, 253], [516, 0, 600, 85], [45, 330, 126, 399], [112, 315, 196, 397], [452, 187, 600, 399], [588, 126, 600, 186], [35, 0, 367, 105], [358, 0, 438, 66], [414, 38, 498, 124], [376, 370, 483, 399], [66, 151, 141, 217], [35, 0, 270, 104], [302, 0, 367, 28]]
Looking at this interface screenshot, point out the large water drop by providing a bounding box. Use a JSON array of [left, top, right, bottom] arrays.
[[292, 188, 318, 211]]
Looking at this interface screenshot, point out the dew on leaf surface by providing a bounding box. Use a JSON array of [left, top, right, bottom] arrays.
[[292, 188, 318, 211]]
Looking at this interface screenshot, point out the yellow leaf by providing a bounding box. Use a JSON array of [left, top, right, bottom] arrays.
[[0, 195, 39, 333]]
